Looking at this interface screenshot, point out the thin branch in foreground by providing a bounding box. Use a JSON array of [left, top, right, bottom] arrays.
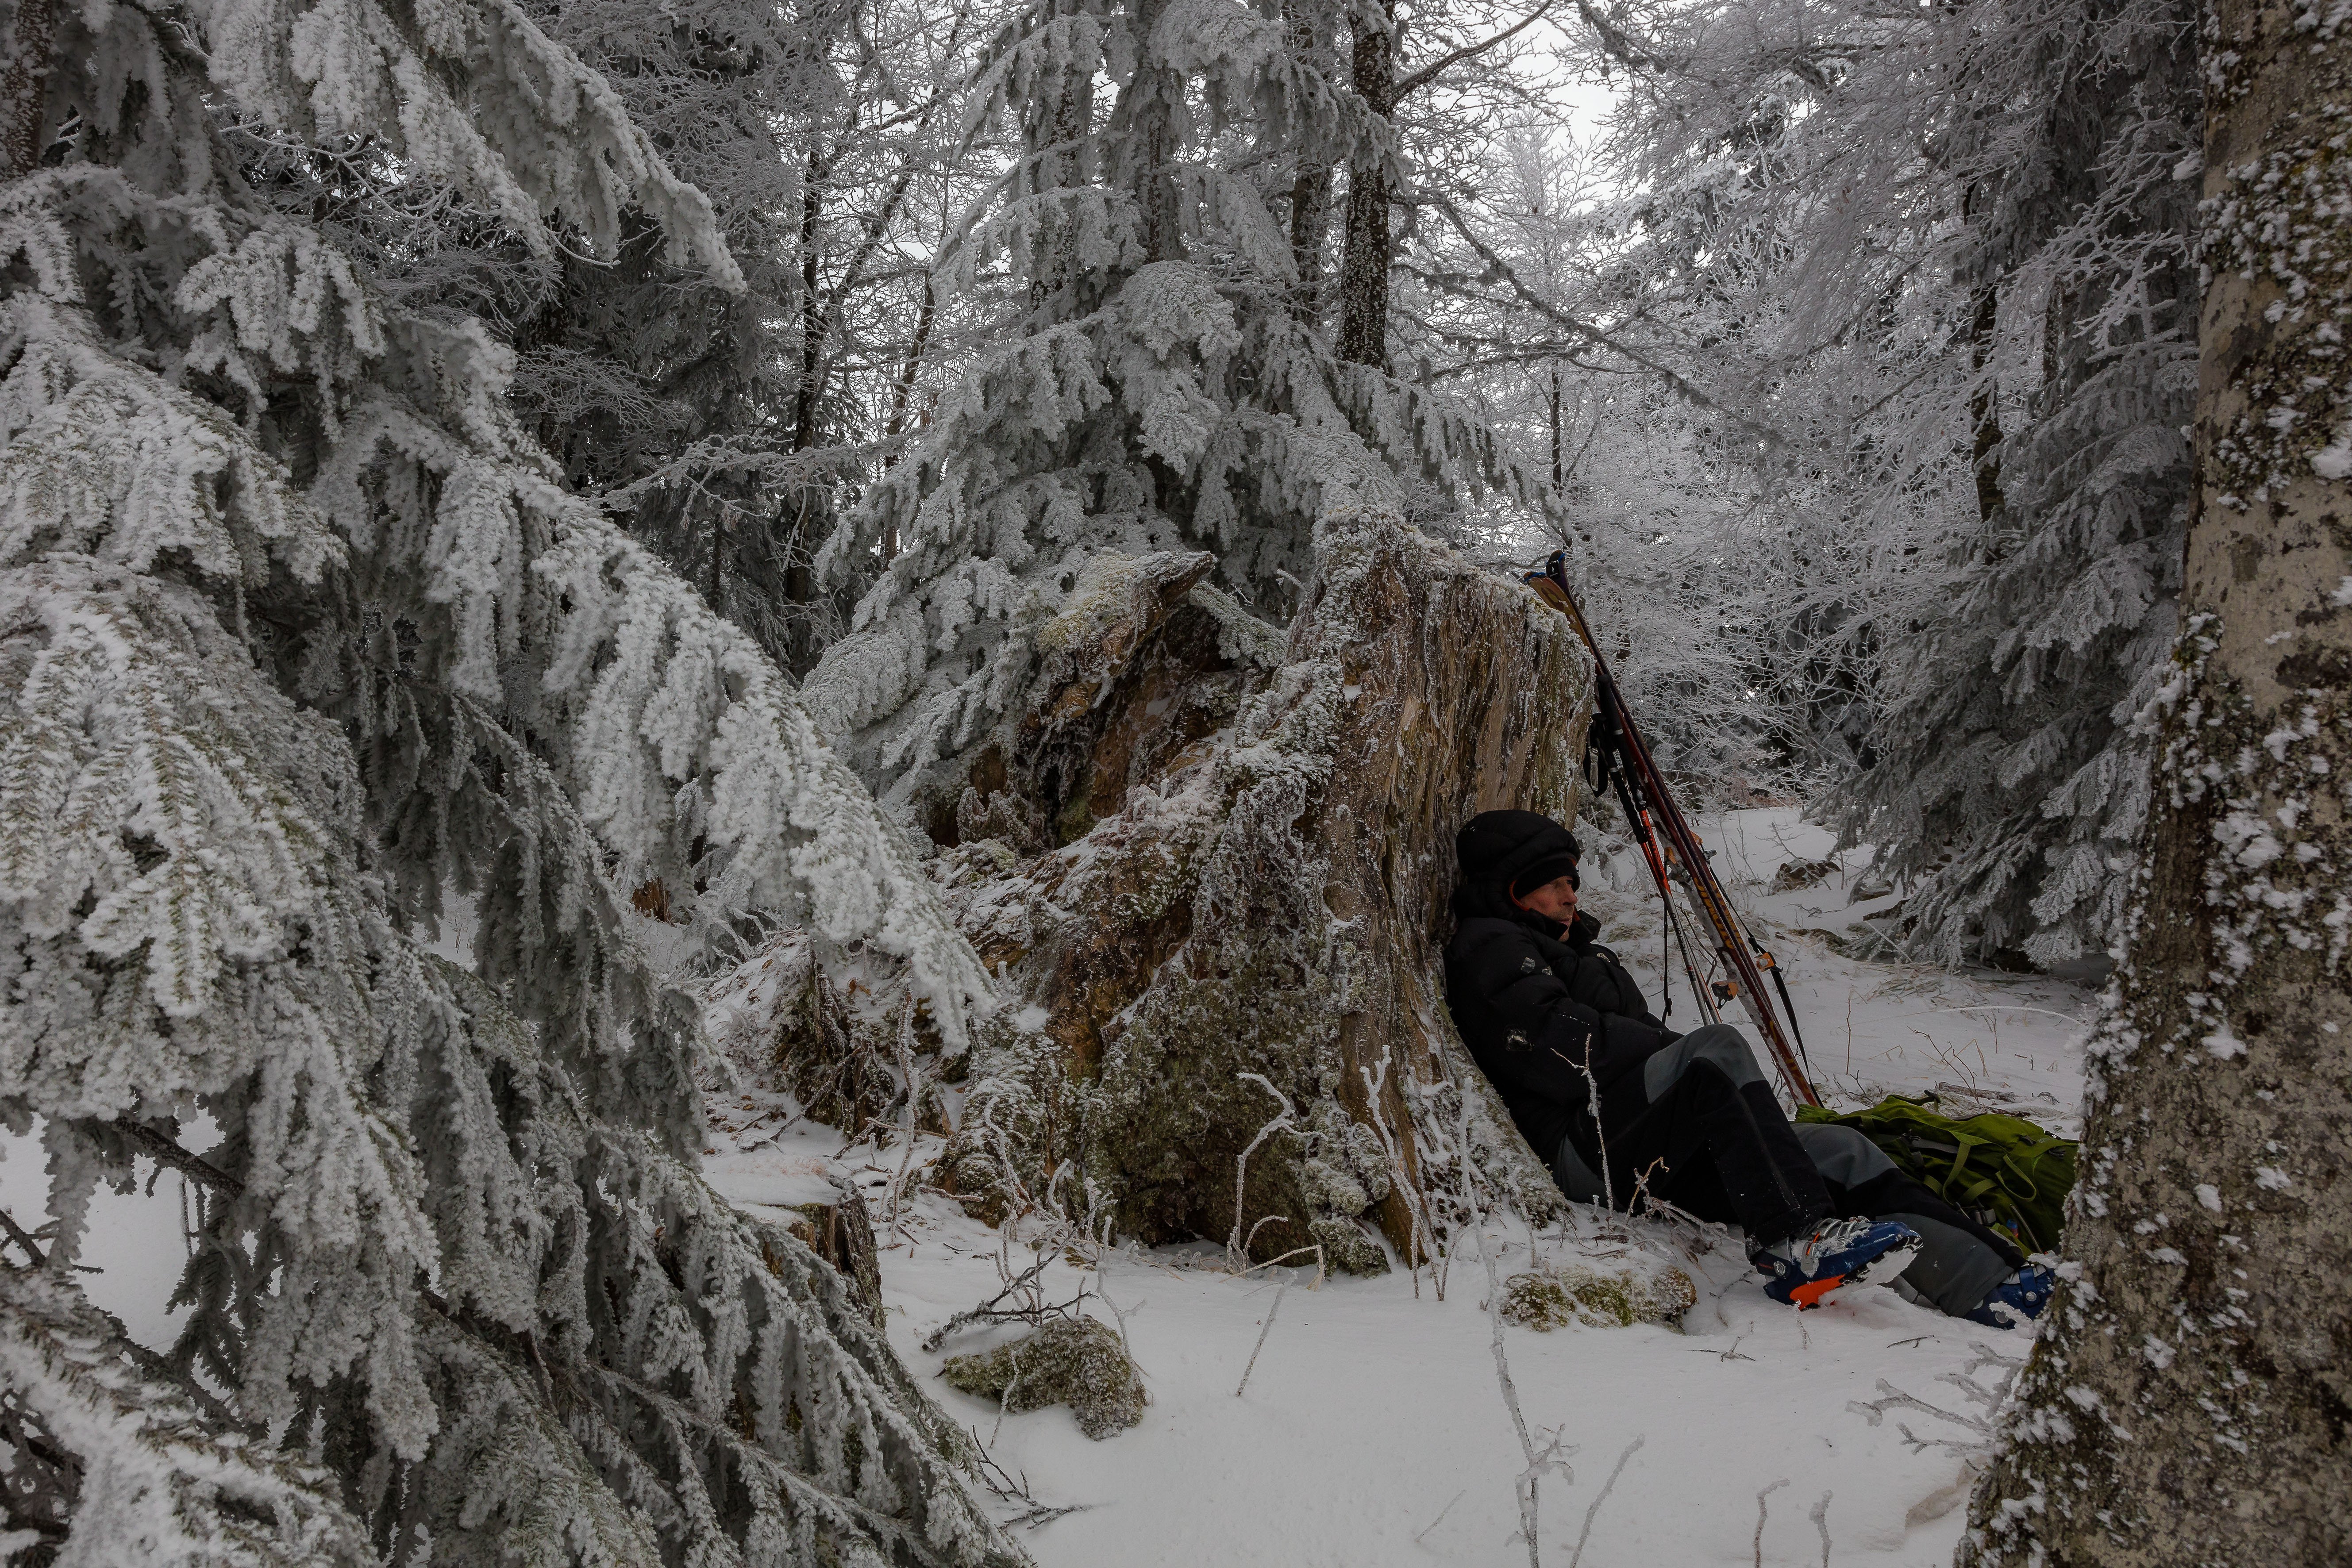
[[1753, 1478, 1789, 1568], [1228, 1072, 1297, 1274], [1415, 1488, 1468, 1545], [966, 1425, 1092, 1531], [1233, 1284, 1287, 1398], [1567, 1435, 1644, 1568], [111, 1120, 245, 1198], [920, 1253, 1089, 1353], [1473, 1206, 1565, 1568], [0, 1207, 46, 1267]]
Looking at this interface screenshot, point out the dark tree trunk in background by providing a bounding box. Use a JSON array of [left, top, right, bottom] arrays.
[[1547, 365, 1564, 493], [1968, 283, 2006, 525], [1336, 0, 1394, 368], [1290, 162, 1333, 320], [1959, 6, 2352, 1563], [1121, 0, 1187, 264], [796, 152, 824, 454], [785, 149, 827, 610], [1285, 0, 1333, 322], [1, 0, 52, 178]]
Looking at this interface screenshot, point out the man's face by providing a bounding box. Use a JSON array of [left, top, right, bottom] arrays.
[[1514, 872, 1578, 922]]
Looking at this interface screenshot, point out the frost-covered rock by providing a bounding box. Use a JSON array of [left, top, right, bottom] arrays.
[[940, 1319, 1146, 1441], [893, 505, 1594, 1272], [723, 508, 1589, 1271], [1771, 857, 1841, 892]]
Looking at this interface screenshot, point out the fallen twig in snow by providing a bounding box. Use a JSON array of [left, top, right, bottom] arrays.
[[921, 1254, 1091, 1353], [1844, 1342, 2030, 1459], [1809, 1490, 1833, 1568], [1233, 1284, 1287, 1397], [1474, 1211, 1567, 1568], [1753, 1479, 1788, 1568], [1415, 1489, 1467, 1545], [1567, 1435, 1644, 1568], [1235, 1242, 1327, 1286], [967, 1426, 1091, 1530]]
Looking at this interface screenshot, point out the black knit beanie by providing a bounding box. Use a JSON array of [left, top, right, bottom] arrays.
[[1455, 810, 1581, 898], [1511, 848, 1582, 899]]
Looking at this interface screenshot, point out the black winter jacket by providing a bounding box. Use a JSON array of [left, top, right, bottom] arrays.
[[1444, 882, 1675, 1162]]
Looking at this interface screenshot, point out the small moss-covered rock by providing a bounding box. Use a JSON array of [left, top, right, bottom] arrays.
[[1499, 1264, 1697, 1331], [939, 1318, 1144, 1440], [1308, 1213, 1389, 1275]]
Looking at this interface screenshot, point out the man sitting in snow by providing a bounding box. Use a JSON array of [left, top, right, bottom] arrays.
[[1445, 809, 2052, 1324]]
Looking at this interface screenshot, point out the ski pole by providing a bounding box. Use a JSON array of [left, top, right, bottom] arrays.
[[1524, 555, 1822, 1108]]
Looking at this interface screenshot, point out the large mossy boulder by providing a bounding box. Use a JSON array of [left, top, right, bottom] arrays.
[[713, 506, 1595, 1271], [929, 505, 1594, 1270]]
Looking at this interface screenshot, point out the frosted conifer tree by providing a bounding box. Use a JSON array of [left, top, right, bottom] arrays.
[[1540, 0, 2199, 965], [0, 0, 1016, 1560], [800, 0, 1542, 831], [504, 0, 846, 672], [1825, 0, 2199, 967], [506, 0, 978, 676]]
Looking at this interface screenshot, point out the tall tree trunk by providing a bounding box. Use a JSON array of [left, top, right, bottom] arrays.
[[1285, 1, 1333, 323], [1968, 282, 2006, 525], [0, 0, 52, 178], [795, 151, 824, 455], [787, 142, 834, 616], [1120, 0, 1187, 265], [1547, 364, 1564, 494], [1290, 162, 1333, 321], [1336, 0, 1394, 368], [881, 273, 936, 562], [1959, 8, 2352, 1564]]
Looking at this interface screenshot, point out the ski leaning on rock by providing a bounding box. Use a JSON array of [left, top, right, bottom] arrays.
[[1524, 551, 1822, 1108]]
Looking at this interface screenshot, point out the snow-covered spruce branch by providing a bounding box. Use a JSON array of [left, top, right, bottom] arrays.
[[0, 0, 1023, 1555], [0, 1271, 373, 1568]]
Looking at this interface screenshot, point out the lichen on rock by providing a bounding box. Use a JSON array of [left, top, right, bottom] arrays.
[[1498, 1264, 1698, 1331], [939, 1318, 1146, 1440]]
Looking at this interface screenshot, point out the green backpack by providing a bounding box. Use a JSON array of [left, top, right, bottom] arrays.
[[1794, 1094, 2077, 1255]]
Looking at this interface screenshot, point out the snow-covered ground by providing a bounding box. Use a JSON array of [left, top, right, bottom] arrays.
[[698, 808, 2101, 1568], [4, 808, 2098, 1565]]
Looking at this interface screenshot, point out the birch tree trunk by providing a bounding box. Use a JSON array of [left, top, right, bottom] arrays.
[[1959, 5, 2352, 1562]]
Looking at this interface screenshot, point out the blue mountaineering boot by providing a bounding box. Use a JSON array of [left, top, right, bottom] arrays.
[[1963, 1264, 2057, 1329], [1752, 1217, 1923, 1309]]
